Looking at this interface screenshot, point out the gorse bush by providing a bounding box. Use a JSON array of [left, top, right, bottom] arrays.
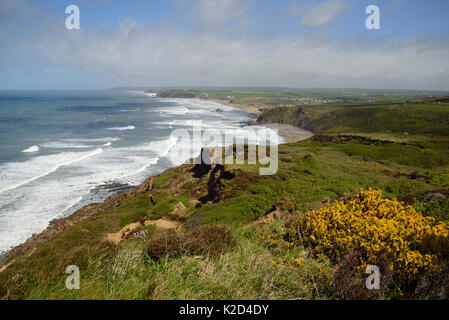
[[286, 189, 449, 297]]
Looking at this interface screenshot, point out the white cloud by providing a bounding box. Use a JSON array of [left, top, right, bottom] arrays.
[[293, 0, 353, 27], [1, 0, 449, 90], [177, 0, 253, 30], [32, 22, 449, 90]]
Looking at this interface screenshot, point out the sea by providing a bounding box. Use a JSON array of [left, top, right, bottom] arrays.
[[0, 90, 282, 255]]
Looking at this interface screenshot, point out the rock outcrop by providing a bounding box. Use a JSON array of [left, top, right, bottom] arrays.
[[191, 147, 235, 203], [253, 197, 294, 227]]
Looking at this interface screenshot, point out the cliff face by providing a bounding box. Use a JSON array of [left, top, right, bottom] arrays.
[[257, 107, 331, 134]]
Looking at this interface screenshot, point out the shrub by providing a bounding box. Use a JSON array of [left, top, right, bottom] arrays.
[[333, 249, 394, 300], [147, 231, 183, 261], [412, 257, 449, 299], [286, 188, 449, 298], [332, 251, 367, 300], [183, 225, 237, 256], [147, 225, 236, 260]]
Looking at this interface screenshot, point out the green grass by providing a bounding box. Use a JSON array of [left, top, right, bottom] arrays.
[[151, 194, 190, 215], [184, 136, 447, 226], [416, 198, 449, 222], [336, 142, 449, 169], [15, 224, 333, 300]]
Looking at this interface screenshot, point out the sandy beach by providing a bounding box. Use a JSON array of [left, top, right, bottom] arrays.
[[201, 97, 314, 143], [261, 123, 314, 143]]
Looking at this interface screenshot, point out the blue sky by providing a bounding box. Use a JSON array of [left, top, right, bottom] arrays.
[[1, 0, 448, 90]]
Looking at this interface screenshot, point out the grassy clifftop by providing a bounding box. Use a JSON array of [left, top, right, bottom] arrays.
[[1, 97, 449, 300], [257, 98, 449, 136]]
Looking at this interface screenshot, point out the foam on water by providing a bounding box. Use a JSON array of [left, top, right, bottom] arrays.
[[147, 136, 178, 157], [106, 125, 136, 131], [22, 145, 39, 153], [154, 106, 189, 115], [63, 137, 121, 143], [41, 141, 91, 149], [0, 142, 165, 252], [0, 148, 104, 195]]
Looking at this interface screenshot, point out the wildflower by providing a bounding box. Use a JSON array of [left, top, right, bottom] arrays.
[[295, 259, 303, 266]]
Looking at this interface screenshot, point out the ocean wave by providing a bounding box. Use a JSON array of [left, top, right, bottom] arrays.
[[106, 125, 135, 131], [0, 148, 104, 194], [113, 137, 178, 180], [120, 108, 140, 112], [126, 91, 156, 98], [58, 196, 83, 218], [63, 137, 120, 143], [148, 136, 178, 157], [154, 106, 189, 115], [117, 157, 159, 179], [22, 145, 39, 153], [41, 141, 91, 149], [165, 98, 239, 113], [152, 119, 228, 128]]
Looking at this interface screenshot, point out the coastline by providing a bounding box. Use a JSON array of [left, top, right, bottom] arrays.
[[260, 123, 314, 143], [0, 177, 154, 266], [199, 97, 314, 143], [200, 97, 263, 116], [0, 97, 312, 266]]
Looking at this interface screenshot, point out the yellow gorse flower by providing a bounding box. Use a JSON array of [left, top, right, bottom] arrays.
[[286, 188, 449, 281]]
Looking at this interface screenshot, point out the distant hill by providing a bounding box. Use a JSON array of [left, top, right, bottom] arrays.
[[155, 89, 196, 98], [109, 87, 150, 91]]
